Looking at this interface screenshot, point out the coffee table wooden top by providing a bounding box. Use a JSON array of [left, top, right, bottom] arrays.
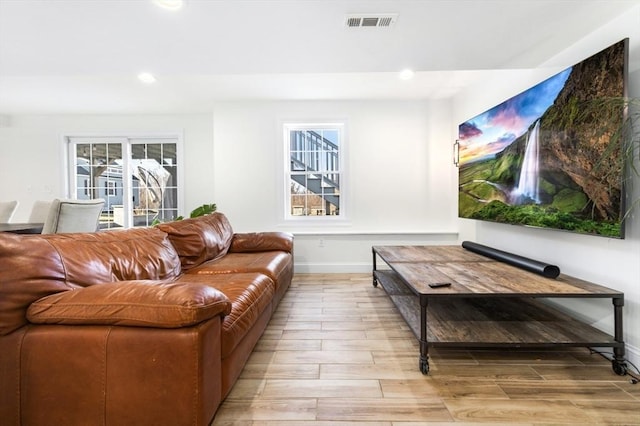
[[373, 245, 622, 298], [374, 245, 491, 263]]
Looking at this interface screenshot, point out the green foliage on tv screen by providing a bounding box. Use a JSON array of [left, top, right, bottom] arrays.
[[469, 200, 621, 238]]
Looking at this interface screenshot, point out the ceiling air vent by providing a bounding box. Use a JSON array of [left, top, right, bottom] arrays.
[[345, 14, 398, 28]]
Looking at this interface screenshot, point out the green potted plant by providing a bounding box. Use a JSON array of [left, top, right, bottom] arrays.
[[152, 203, 217, 226]]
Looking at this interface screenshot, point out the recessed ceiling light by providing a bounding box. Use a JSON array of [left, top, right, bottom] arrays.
[[399, 69, 415, 80], [153, 0, 185, 11], [138, 72, 157, 84]]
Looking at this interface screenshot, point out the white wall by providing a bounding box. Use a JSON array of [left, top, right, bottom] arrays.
[[212, 100, 460, 272], [0, 114, 214, 221], [453, 6, 640, 368]]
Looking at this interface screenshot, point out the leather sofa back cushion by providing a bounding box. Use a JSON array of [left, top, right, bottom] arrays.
[[0, 233, 69, 335], [230, 232, 294, 253], [157, 212, 234, 270], [43, 228, 183, 286], [0, 228, 181, 335]]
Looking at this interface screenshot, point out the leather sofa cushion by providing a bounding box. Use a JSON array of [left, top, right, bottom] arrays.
[[174, 273, 275, 357], [187, 252, 292, 284], [157, 212, 234, 271], [230, 232, 293, 253], [42, 228, 182, 286], [216, 274, 275, 358], [27, 280, 232, 328]]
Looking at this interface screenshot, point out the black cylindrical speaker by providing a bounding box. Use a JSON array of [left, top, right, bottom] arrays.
[[461, 241, 560, 279]]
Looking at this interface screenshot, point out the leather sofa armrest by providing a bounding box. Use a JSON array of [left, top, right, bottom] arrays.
[[26, 280, 232, 328], [230, 232, 294, 253]]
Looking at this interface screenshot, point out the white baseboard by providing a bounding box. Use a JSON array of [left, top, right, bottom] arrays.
[[294, 262, 372, 274], [622, 343, 640, 374]]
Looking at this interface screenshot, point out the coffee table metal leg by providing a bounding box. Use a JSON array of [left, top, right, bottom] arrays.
[[372, 247, 378, 287], [419, 294, 430, 374], [612, 296, 628, 375]]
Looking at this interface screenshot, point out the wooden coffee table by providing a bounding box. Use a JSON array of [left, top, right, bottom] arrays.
[[372, 245, 627, 375]]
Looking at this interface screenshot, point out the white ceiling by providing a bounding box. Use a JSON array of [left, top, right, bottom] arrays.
[[0, 0, 639, 114]]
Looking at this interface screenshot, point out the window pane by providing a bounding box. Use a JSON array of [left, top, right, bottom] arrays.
[[162, 144, 177, 166], [132, 144, 146, 159], [165, 165, 178, 187], [285, 125, 342, 218], [323, 130, 339, 146], [163, 187, 178, 212], [108, 144, 122, 161], [76, 144, 91, 162], [147, 144, 162, 163], [92, 143, 107, 165]]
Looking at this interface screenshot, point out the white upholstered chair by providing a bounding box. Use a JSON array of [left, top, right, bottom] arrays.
[[41, 198, 105, 234], [28, 200, 53, 223], [0, 201, 19, 223]]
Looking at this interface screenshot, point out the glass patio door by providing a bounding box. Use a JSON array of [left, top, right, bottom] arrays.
[[68, 136, 180, 229]]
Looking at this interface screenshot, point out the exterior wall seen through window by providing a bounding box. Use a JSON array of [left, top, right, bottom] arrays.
[[284, 124, 343, 219]]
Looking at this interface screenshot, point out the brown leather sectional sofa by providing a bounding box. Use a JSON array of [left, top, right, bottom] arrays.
[[0, 212, 293, 425]]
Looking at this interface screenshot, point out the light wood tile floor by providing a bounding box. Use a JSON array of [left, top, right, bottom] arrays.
[[212, 274, 639, 425]]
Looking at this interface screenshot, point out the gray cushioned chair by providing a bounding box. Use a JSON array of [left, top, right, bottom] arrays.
[[41, 198, 105, 234], [28, 200, 53, 223], [0, 201, 19, 223]]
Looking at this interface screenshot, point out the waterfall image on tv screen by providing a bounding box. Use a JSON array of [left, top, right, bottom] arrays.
[[458, 39, 628, 238]]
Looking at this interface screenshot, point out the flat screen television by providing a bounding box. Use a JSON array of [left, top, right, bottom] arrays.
[[457, 39, 628, 238]]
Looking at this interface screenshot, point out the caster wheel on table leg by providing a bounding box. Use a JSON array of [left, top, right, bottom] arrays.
[[419, 358, 430, 375], [612, 361, 628, 376]]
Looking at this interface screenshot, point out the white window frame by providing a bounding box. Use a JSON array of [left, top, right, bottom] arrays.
[[281, 122, 348, 225], [62, 132, 184, 229]]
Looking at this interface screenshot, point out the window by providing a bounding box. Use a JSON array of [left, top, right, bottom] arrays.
[[67, 135, 181, 229], [284, 123, 344, 219], [107, 181, 117, 197]]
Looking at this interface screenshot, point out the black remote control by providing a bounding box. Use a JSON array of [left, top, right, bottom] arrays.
[[428, 282, 451, 288]]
